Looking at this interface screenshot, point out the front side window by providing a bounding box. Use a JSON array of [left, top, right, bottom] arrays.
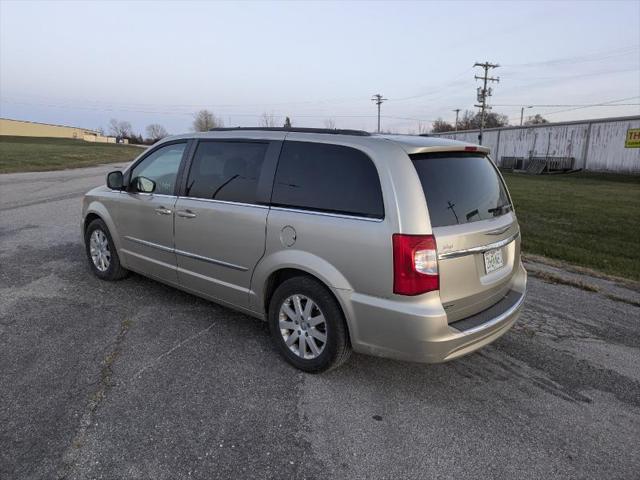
[[271, 141, 384, 218], [185, 141, 268, 204], [130, 143, 186, 195], [411, 152, 512, 228]]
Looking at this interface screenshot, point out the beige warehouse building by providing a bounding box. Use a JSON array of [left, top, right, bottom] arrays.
[[0, 118, 123, 143]]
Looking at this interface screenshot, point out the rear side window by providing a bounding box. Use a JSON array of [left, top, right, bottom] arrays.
[[185, 141, 268, 204], [271, 141, 384, 218], [411, 152, 511, 228]]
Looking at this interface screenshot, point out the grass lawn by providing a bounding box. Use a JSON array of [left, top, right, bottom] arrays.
[[0, 136, 143, 173], [503, 171, 640, 281]]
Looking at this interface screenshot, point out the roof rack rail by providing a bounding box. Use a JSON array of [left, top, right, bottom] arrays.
[[207, 127, 371, 136]]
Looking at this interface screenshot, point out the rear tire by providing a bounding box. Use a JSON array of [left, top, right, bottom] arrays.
[[268, 276, 351, 373], [84, 218, 129, 281]]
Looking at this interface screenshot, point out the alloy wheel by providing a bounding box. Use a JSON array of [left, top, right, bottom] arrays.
[[89, 229, 111, 272], [278, 294, 328, 360]]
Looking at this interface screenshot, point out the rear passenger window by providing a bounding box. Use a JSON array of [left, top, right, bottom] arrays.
[[271, 141, 384, 218], [185, 141, 268, 204]]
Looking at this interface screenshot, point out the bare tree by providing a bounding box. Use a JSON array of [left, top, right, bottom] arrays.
[[417, 121, 429, 135], [524, 114, 549, 125], [431, 118, 454, 133], [324, 118, 336, 129], [192, 109, 223, 132], [260, 112, 278, 127], [108, 119, 133, 138], [146, 124, 169, 141], [284, 117, 292, 128], [456, 110, 508, 130]]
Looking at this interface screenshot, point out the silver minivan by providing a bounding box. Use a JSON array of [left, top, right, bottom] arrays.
[[82, 127, 527, 372]]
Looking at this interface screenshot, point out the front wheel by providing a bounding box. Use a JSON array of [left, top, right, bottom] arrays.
[[84, 218, 129, 281], [268, 276, 351, 373]]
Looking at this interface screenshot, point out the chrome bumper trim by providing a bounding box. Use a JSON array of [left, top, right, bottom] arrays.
[[438, 231, 520, 260], [453, 289, 526, 336]]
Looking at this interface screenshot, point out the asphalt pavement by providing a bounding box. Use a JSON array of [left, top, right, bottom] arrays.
[[1, 164, 639, 480]]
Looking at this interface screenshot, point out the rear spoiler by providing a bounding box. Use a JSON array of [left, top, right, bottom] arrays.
[[408, 145, 491, 155]]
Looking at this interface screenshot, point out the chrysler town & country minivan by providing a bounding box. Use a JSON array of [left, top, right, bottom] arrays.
[[82, 127, 527, 372]]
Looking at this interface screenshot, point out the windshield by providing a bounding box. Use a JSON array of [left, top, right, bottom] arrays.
[[411, 152, 512, 228]]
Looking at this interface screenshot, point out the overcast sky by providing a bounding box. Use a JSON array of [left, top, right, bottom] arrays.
[[1, 0, 639, 135]]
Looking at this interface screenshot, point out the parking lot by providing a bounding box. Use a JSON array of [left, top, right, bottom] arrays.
[[1, 165, 639, 480]]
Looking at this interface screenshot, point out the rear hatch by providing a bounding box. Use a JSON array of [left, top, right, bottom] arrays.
[[411, 151, 520, 322]]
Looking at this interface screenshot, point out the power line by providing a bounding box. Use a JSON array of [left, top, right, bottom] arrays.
[[0, 92, 373, 110], [1, 97, 442, 123], [473, 62, 500, 145], [499, 66, 640, 84], [506, 96, 640, 123], [495, 102, 640, 107], [502, 45, 640, 68], [386, 68, 474, 103], [541, 96, 640, 117]]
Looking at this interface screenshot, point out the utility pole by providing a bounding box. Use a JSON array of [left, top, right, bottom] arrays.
[[371, 94, 387, 133], [453, 108, 460, 131], [473, 62, 499, 145], [520, 105, 533, 126]]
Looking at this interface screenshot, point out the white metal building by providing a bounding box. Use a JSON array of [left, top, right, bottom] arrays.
[[428, 115, 640, 173]]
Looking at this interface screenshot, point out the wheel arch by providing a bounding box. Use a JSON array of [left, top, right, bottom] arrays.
[[82, 202, 125, 264], [261, 266, 354, 347], [253, 251, 355, 342]]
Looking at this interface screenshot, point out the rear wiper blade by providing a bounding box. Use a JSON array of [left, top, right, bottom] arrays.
[[488, 204, 512, 215]]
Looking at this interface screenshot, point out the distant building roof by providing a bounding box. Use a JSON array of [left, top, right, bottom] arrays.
[[0, 117, 98, 134], [424, 114, 640, 135]]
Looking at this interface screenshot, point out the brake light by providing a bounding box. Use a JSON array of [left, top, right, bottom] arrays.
[[464, 146, 478, 151], [392, 234, 439, 296]]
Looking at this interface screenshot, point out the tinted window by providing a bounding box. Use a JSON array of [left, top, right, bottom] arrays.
[[271, 141, 384, 218], [130, 143, 186, 195], [411, 153, 511, 228], [185, 141, 268, 204]]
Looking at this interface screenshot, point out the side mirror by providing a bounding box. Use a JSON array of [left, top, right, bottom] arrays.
[[132, 176, 156, 194], [106, 171, 124, 190]]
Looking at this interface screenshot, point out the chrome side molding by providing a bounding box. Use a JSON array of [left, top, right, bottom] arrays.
[[174, 248, 247, 271], [124, 236, 174, 253], [123, 236, 247, 271]]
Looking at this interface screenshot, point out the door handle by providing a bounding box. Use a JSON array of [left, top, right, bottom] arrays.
[[176, 209, 197, 219], [155, 206, 172, 215]]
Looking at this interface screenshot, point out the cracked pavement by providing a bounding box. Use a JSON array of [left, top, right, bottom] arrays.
[[1, 165, 639, 479]]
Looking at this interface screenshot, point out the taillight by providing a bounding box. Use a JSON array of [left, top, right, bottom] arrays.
[[392, 234, 439, 296]]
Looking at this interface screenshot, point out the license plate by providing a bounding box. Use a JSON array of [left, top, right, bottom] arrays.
[[484, 248, 504, 274]]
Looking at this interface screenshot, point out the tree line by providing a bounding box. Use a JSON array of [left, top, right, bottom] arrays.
[[106, 119, 168, 145], [105, 110, 298, 145], [103, 109, 549, 142], [431, 110, 549, 133], [191, 109, 294, 131]]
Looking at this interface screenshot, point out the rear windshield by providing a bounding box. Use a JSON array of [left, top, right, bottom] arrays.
[[411, 152, 511, 228]]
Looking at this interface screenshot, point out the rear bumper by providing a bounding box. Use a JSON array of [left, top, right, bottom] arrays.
[[338, 262, 527, 363]]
